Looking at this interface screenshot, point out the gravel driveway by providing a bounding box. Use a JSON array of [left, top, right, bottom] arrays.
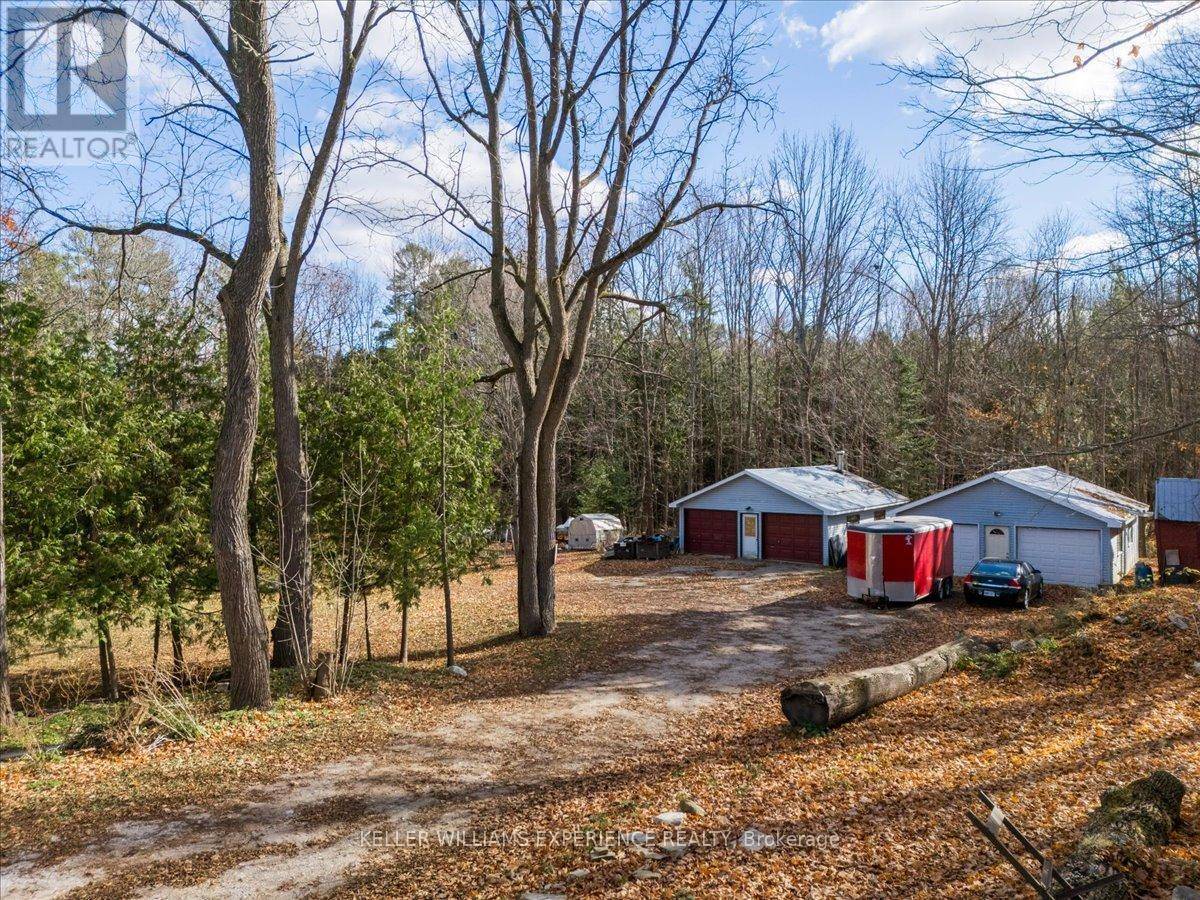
[[3, 561, 898, 899]]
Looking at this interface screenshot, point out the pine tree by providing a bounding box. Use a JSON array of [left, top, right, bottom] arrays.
[[888, 349, 936, 496]]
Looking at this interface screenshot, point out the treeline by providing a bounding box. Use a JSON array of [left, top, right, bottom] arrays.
[[490, 134, 1200, 530], [5, 129, 1199, 705], [0, 236, 496, 698]]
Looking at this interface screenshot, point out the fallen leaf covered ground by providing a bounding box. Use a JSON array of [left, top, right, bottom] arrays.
[[1, 552, 1197, 898], [333, 579, 1200, 899]]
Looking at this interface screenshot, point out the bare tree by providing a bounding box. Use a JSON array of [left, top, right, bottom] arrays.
[[885, 148, 1009, 483], [895, 2, 1200, 167], [266, 0, 398, 672], [399, 0, 770, 634], [1, 0, 407, 703], [768, 127, 880, 464]]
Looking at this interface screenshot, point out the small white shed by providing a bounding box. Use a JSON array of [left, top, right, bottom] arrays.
[[567, 514, 624, 550]]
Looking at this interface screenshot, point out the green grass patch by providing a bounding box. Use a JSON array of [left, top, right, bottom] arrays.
[[961, 649, 1022, 679], [0, 701, 118, 752]]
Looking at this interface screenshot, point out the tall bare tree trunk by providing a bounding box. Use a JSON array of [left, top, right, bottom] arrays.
[[267, 276, 312, 671], [362, 593, 372, 662], [534, 428, 557, 634], [213, 294, 272, 709], [440, 365, 455, 668], [515, 429, 543, 636], [266, 0, 379, 671], [212, 0, 282, 710], [0, 416, 12, 726], [399, 595, 410, 665], [336, 584, 353, 672]]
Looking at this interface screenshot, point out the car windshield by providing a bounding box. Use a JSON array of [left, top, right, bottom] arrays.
[[972, 562, 1019, 577]]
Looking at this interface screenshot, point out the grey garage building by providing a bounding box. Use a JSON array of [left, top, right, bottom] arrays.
[[892, 465, 1149, 586], [669, 465, 908, 565]]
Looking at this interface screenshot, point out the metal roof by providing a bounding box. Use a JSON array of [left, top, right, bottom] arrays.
[[894, 465, 1148, 527], [851, 515, 951, 534], [669, 465, 908, 515], [1156, 477, 1200, 523]]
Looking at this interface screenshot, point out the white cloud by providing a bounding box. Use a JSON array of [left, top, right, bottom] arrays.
[[819, 1, 1185, 105], [1062, 229, 1125, 260], [268, 0, 466, 79], [294, 118, 613, 278], [780, 2, 818, 46]]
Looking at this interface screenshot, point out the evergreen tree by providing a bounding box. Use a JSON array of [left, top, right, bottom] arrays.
[[887, 348, 936, 496], [115, 309, 222, 682]]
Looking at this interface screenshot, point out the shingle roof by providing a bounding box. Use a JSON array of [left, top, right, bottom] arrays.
[[670, 465, 908, 515], [895, 465, 1148, 527], [1156, 477, 1200, 523]]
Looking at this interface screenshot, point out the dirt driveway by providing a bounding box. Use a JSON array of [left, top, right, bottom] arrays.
[[3, 559, 904, 899]]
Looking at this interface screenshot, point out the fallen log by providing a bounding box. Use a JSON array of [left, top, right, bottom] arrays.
[[1060, 770, 1186, 899], [780, 635, 987, 728]]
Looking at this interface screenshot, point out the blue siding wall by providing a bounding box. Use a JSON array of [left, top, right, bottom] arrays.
[[679, 474, 822, 515], [902, 479, 1115, 579]]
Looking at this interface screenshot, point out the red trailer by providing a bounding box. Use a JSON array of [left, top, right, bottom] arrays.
[[846, 516, 954, 604]]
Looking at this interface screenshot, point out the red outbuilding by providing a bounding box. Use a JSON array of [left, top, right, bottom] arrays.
[[1156, 477, 1200, 571], [846, 516, 954, 604]]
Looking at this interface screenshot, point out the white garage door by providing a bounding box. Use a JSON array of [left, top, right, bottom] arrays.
[[1017, 527, 1101, 586], [953, 524, 979, 576]]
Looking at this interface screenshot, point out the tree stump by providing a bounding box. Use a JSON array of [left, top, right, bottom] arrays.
[[309, 652, 333, 701], [780, 635, 987, 728], [1060, 770, 1186, 899]]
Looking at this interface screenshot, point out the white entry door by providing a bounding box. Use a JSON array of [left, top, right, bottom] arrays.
[[740, 513, 760, 559], [984, 525, 1010, 559]]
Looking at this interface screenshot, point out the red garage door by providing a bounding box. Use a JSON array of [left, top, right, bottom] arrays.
[[683, 508, 737, 556], [762, 513, 823, 563]]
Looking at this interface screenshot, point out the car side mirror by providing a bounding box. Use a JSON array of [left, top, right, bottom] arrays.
[[1031, 568, 1041, 575]]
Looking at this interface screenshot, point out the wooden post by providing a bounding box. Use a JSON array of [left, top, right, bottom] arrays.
[[309, 652, 333, 701]]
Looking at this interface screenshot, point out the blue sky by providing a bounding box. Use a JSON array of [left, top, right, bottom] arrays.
[[737, 1, 1127, 249], [7, 0, 1156, 271]]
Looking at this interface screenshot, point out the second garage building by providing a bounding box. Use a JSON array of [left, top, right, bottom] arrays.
[[669, 465, 908, 565], [893, 465, 1149, 586]]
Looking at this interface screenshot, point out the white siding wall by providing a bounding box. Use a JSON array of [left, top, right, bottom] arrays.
[[825, 513, 846, 565], [1111, 518, 1139, 580]]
